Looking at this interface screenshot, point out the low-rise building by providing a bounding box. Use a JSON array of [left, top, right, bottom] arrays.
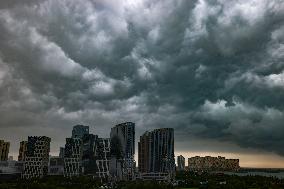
[[0, 160, 23, 180], [188, 156, 239, 171], [136, 172, 171, 181]]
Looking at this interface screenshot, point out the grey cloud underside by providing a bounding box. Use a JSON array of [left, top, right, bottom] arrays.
[[0, 0, 284, 156]]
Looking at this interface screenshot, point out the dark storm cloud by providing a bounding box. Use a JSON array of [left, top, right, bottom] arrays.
[[0, 0, 284, 156]]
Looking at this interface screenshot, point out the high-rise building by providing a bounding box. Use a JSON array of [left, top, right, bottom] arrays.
[[138, 128, 175, 178], [22, 136, 51, 179], [96, 138, 110, 180], [72, 125, 89, 139], [138, 131, 150, 173], [81, 134, 111, 179], [177, 155, 185, 171], [64, 138, 83, 177], [0, 140, 10, 161], [18, 141, 28, 161], [82, 134, 98, 175], [110, 122, 135, 181]]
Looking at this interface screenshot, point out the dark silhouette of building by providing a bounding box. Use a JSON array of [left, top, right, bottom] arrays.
[[82, 134, 98, 175], [72, 125, 89, 139], [110, 122, 135, 181], [64, 138, 83, 177], [138, 131, 151, 173], [82, 134, 110, 179]]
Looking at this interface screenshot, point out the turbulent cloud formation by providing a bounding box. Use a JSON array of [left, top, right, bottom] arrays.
[[0, 0, 284, 160]]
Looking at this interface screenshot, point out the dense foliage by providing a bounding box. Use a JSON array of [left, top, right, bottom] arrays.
[[0, 176, 101, 189], [0, 172, 284, 189], [175, 171, 284, 189], [121, 181, 173, 189]]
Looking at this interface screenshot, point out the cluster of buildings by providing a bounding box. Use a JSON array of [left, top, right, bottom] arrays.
[[0, 122, 176, 181], [0, 123, 240, 182], [0, 140, 22, 180], [187, 156, 240, 171]]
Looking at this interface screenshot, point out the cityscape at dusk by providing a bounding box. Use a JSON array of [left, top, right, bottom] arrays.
[[1, 124, 241, 179], [0, 0, 284, 188]]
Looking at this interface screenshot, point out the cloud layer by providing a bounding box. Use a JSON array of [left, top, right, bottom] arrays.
[[0, 0, 284, 158]]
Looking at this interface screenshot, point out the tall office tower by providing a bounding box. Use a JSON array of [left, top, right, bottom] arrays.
[[0, 140, 10, 161], [64, 138, 83, 177], [18, 141, 28, 161], [138, 131, 150, 173], [82, 134, 98, 175], [96, 138, 111, 180], [138, 128, 175, 177], [59, 147, 65, 158], [110, 122, 135, 181], [72, 125, 89, 139], [81, 134, 110, 179], [22, 136, 51, 179], [177, 155, 185, 171]]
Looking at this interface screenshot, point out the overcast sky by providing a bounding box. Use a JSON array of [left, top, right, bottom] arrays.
[[0, 0, 284, 168]]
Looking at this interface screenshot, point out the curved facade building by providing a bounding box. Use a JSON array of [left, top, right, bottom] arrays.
[[138, 128, 175, 178]]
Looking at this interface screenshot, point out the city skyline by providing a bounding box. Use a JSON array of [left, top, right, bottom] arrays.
[[2, 123, 284, 169], [0, 124, 243, 182], [0, 0, 284, 169], [3, 123, 284, 169], [2, 123, 283, 170]]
